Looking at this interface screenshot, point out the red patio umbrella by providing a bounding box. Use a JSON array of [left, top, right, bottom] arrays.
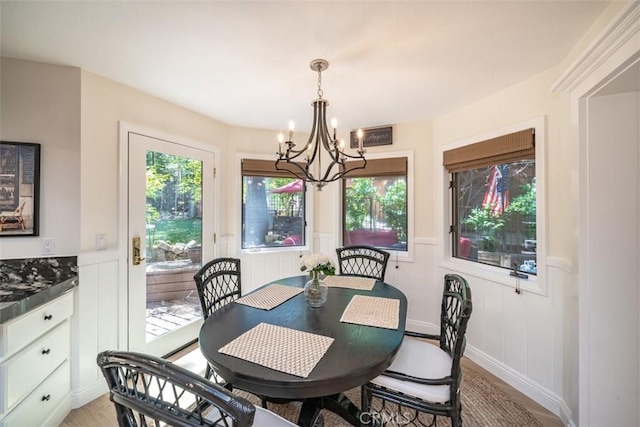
[[271, 179, 304, 193]]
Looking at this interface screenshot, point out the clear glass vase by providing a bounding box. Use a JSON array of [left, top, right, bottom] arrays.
[[304, 270, 328, 308]]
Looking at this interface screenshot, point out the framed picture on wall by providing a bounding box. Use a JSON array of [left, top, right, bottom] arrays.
[[0, 141, 41, 237], [349, 126, 393, 149]]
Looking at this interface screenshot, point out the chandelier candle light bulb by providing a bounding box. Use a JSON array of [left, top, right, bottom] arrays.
[[288, 121, 295, 141], [277, 132, 284, 155]]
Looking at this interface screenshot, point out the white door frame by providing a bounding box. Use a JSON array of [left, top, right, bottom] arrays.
[[551, 3, 640, 425], [117, 121, 221, 353]]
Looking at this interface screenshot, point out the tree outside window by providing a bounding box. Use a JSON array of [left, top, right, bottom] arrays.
[[343, 175, 407, 251], [242, 176, 305, 249]]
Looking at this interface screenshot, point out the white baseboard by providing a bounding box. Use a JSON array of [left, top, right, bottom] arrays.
[[403, 320, 572, 425], [406, 319, 438, 334], [72, 378, 107, 409], [465, 345, 572, 425]]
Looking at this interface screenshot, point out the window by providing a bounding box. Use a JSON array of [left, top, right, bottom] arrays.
[[342, 157, 408, 251], [241, 159, 306, 250], [445, 129, 536, 274]]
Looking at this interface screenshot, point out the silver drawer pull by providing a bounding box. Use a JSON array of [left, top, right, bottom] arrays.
[[42, 348, 51, 355], [42, 395, 51, 401], [44, 314, 53, 321]]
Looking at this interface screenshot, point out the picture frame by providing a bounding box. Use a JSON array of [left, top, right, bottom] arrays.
[[0, 141, 41, 237], [350, 126, 393, 149]]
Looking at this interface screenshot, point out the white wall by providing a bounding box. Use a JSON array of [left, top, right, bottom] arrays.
[[553, 2, 640, 424], [583, 89, 639, 427], [80, 70, 229, 252], [73, 70, 234, 404], [0, 58, 81, 259], [431, 67, 575, 421]]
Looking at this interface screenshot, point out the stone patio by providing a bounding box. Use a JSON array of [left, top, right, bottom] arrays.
[[146, 292, 203, 340]]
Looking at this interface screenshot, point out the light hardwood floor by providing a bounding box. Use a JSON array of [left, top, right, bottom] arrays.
[[461, 358, 564, 427], [62, 344, 564, 427]]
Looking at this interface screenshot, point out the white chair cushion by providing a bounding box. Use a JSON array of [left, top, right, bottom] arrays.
[[253, 406, 298, 426], [370, 336, 453, 403], [205, 405, 297, 426]]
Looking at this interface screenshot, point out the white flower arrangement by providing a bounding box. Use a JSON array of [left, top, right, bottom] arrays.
[[300, 253, 336, 276]]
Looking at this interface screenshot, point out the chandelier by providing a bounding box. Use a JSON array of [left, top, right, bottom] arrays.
[[275, 59, 367, 190]]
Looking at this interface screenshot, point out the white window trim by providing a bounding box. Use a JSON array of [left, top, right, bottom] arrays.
[[236, 152, 313, 254], [338, 150, 415, 263], [437, 116, 547, 296]]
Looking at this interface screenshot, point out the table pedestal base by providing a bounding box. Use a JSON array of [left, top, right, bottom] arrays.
[[297, 393, 362, 427]]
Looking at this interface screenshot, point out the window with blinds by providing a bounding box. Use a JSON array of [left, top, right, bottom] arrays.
[[341, 157, 408, 251], [445, 129, 537, 274], [241, 159, 306, 250]]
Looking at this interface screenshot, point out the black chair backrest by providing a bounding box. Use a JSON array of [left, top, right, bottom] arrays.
[[439, 274, 473, 386], [194, 258, 241, 319], [336, 245, 390, 281], [97, 350, 255, 427]]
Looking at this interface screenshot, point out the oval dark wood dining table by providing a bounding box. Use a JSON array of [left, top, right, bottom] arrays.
[[199, 274, 407, 426]]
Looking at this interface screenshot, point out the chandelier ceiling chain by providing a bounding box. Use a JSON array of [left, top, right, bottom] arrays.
[[316, 62, 323, 99], [275, 59, 367, 191]]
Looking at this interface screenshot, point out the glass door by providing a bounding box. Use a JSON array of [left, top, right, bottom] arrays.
[[127, 132, 215, 356]]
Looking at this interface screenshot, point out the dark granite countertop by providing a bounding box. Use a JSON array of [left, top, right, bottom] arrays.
[[0, 256, 78, 324]]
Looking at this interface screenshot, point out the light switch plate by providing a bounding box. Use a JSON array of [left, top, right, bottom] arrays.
[[96, 233, 108, 250]]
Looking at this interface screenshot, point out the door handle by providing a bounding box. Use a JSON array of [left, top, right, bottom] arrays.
[[132, 236, 146, 265]]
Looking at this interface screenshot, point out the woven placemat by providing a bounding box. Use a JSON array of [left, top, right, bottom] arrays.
[[235, 284, 303, 310], [324, 275, 376, 290], [340, 295, 399, 330], [218, 323, 334, 378]]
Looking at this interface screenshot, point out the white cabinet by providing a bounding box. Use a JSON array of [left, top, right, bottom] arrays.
[[0, 291, 74, 426]]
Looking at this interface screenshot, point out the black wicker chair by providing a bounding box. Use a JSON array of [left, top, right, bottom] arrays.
[[97, 351, 296, 427], [335, 245, 390, 281], [194, 258, 241, 381], [362, 274, 473, 427]]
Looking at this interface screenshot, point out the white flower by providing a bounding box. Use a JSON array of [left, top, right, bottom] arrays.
[[300, 253, 335, 275]]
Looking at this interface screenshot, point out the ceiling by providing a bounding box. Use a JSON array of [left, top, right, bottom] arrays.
[[1, 1, 610, 134]]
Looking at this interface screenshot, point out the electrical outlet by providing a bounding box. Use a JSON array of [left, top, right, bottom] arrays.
[[41, 238, 55, 255]]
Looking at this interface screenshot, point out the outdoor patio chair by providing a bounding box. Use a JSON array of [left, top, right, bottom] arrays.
[[335, 245, 390, 281], [362, 274, 473, 427], [97, 350, 296, 427], [194, 258, 241, 382], [0, 200, 26, 232]]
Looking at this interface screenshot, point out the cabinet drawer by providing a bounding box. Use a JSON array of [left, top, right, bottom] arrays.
[[0, 321, 70, 412], [0, 360, 70, 427], [0, 291, 73, 359]]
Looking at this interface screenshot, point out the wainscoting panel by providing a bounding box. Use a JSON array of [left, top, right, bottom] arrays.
[[446, 258, 574, 424], [73, 251, 120, 408], [70, 237, 572, 423]]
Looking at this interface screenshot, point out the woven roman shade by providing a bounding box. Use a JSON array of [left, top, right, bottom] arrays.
[[443, 128, 535, 173], [342, 157, 407, 178], [241, 158, 305, 178]]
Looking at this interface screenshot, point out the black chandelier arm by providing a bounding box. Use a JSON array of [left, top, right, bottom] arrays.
[[338, 150, 367, 160], [320, 156, 368, 183], [304, 100, 321, 164], [275, 157, 313, 180], [275, 155, 367, 186], [281, 145, 310, 159]]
